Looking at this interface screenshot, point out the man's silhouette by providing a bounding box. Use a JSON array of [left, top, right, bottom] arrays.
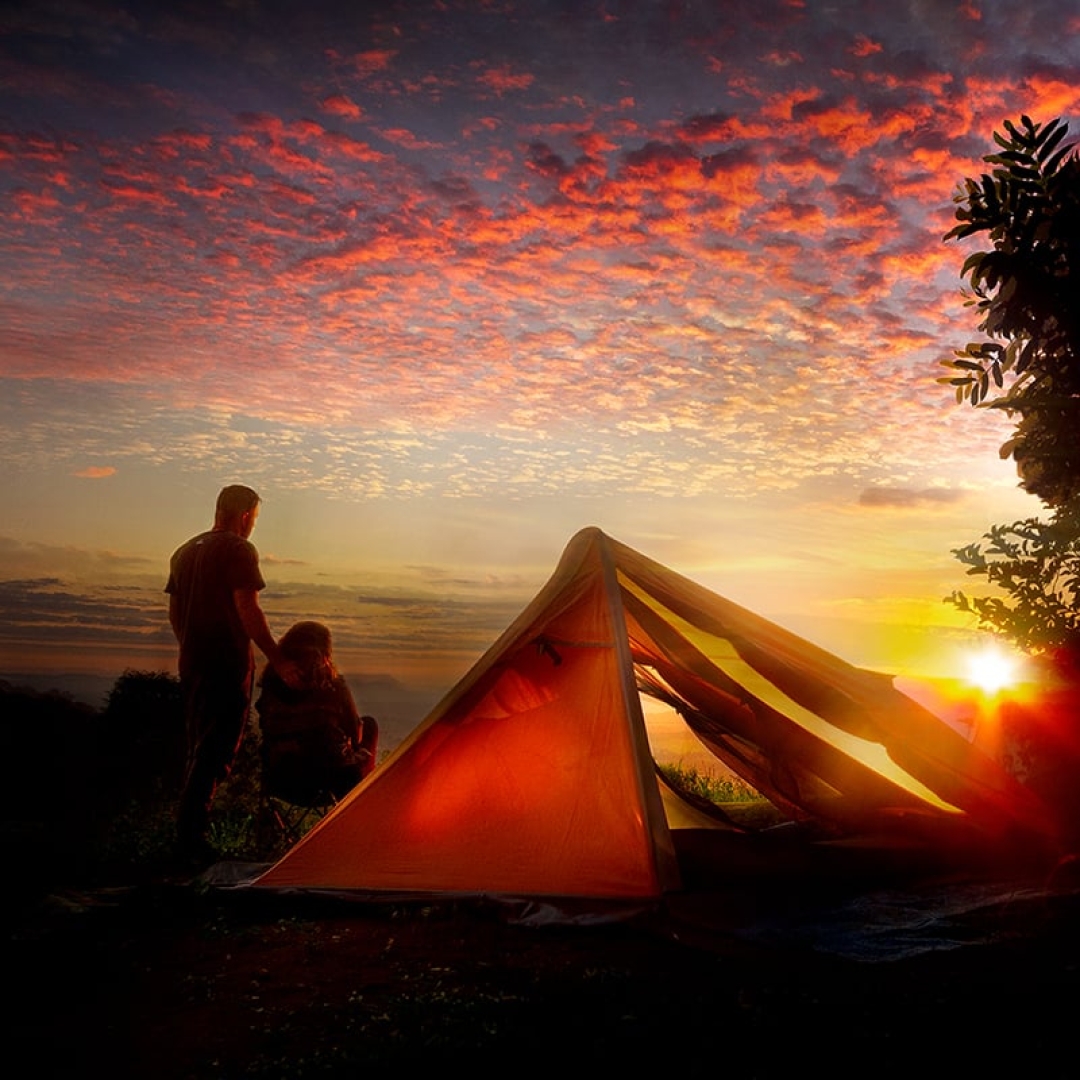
[[166, 484, 296, 860]]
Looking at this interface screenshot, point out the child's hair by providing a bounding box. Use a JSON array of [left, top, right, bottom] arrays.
[[278, 621, 338, 687]]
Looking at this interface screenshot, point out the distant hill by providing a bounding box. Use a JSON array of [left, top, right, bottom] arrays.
[[0, 669, 442, 755], [0, 672, 117, 709], [342, 673, 442, 752]]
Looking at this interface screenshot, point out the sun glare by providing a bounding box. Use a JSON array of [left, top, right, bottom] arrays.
[[964, 644, 1021, 695]]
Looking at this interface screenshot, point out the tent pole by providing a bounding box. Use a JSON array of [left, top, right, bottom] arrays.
[[595, 531, 682, 893]]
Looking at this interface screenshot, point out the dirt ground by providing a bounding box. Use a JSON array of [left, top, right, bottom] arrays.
[[6, 858, 1080, 1080]]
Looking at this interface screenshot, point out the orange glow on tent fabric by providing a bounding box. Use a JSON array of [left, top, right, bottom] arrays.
[[255, 551, 670, 899], [252, 528, 1062, 903]]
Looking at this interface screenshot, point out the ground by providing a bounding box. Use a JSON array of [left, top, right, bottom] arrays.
[[8, 682, 1078, 1077], [6, 860, 1080, 1079]]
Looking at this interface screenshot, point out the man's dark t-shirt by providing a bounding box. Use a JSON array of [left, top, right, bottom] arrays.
[[166, 529, 266, 678]]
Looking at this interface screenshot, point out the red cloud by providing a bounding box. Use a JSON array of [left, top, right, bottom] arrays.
[[1023, 74, 1080, 120], [322, 130, 387, 163], [99, 177, 176, 210], [474, 64, 535, 96], [320, 94, 363, 120], [10, 186, 64, 220], [346, 49, 397, 77], [675, 113, 740, 145], [377, 127, 442, 151], [849, 35, 883, 58]]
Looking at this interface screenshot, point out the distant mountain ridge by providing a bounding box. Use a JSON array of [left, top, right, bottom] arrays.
[[1, 672, 117, 709], [0, 670, 441, 755]]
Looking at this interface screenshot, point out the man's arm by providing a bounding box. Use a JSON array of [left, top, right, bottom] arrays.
[[234, 588, 281, 664], [234, 588, 302, 687], [168, 593, 182, 640]]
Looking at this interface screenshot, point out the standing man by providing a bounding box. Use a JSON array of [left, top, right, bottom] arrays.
[[166, 484, 295, 861]]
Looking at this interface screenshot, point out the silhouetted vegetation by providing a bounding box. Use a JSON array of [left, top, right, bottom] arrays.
[[942, 115, 1080, 504], [1, 671, 277, 909], [0, 680, 99, 892], [940, 115, 1080, 655], [948, 507, 1080, 653]]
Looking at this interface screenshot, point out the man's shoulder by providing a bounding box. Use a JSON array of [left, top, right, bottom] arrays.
[[173, 529, 211, 551], [168, 528, 264, 600], [174, 529, 256, 557], [169, 531, 261, 583], [170, 530, 208, 566]]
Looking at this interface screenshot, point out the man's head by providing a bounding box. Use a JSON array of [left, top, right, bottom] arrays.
[[214, 484, 261, 537]]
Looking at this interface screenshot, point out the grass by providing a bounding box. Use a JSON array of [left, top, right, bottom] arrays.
[[111, 759, 784, 871], [658, 762, 762, 803], [89, 728, 300, 872], [658, 762, 788, 830]]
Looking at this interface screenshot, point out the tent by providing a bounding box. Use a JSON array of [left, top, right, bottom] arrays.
[[250, 527, 1057, 905]]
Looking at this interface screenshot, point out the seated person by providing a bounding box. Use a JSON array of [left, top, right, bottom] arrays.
[[256, 621, 379, 805]]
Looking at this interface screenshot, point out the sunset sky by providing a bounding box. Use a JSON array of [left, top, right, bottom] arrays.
[[3, 0, 1079, 710]]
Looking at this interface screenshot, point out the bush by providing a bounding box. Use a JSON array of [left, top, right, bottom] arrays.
[[0, 672, 289, 894]]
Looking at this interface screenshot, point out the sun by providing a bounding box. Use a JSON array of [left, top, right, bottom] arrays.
[[963, 644, 1022, 695]]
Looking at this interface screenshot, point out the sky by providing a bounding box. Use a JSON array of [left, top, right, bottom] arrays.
[[2, 0, 1080, 713]]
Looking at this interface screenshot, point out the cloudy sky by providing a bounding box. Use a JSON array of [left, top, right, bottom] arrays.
[[2, 0, 1078, 703]]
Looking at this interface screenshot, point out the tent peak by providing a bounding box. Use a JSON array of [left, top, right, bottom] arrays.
[[567, 525, 615, 551], [572, 525, 608, 540]]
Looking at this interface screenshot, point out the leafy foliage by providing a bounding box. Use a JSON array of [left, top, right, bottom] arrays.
[[947, 507, 1080, 652], [940, 116, 1080, 655], [939, 115, 1080, 506], [100, 668, 186, 798]]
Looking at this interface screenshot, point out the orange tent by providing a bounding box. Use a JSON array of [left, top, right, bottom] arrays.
[[251, 528, 1056, 904]]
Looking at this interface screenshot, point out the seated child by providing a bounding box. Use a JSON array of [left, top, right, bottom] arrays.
[[256, 621, 379, 804]]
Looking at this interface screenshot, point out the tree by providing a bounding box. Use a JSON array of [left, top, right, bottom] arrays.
[[940, 115, 1080, 507], [941, 116, 1080, 654], [100, 669, 186, 797], [948, 507, 1080, 654]]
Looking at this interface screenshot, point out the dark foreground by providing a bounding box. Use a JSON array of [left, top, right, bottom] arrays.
[[6, 859, 1080, 1080], [6, 679, 1078, 1076]]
